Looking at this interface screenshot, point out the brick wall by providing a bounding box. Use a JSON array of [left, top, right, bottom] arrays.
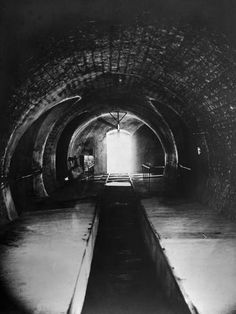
[[1, 20, 236, 220]]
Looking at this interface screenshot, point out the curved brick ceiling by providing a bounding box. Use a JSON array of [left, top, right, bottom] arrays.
[[1, 16, 236, 218], [7, 21, 236, 166]]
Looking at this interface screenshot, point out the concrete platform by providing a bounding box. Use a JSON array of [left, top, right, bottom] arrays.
[[0, 201, 98, 314], [141, 197, 236, 314]]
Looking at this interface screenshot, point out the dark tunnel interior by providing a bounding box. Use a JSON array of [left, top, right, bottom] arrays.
[[1, 17, 235, 219], [0, 0, 235, 236], [0, 1, 236, 313], [6, 86, 198, 216]]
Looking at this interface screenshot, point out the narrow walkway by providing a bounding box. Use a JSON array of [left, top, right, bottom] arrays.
[[0, 200, 98, 314], [142, 197, 236, 314], [82, 181, 174, 314]]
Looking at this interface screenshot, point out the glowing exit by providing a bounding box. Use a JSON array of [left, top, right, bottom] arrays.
[[106, 129, 132, 173]]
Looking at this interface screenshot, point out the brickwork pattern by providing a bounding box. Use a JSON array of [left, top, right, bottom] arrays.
[[1, 21, 236, 218]]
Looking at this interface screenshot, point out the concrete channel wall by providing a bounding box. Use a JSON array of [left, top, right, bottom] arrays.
[[137, 203, 198, 314], [68, 208, 99, 314]]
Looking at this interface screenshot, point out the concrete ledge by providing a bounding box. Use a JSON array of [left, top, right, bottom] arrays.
[[0, 202, 99, 314], [68, 207, 99, 314], [137, 203, 198, 314], [140, 197, 236, 314]]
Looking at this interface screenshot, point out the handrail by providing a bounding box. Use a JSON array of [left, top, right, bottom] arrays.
[[142, 164, 165, 172], [142, 164, 151, 170], [179, 164, 192, 171], [0, 169, 42, 187], [142, 164, 191, 172], [15, 169, 42, 181], [141, 164, 165, 192]]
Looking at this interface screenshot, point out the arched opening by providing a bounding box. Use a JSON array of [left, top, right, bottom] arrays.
[[1, 10, 236, 314], [106, 129, 132, 173], [67, 107, 177, 179]]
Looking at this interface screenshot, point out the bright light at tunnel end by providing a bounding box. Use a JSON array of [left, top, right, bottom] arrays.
[[106, 129, 133, 173]]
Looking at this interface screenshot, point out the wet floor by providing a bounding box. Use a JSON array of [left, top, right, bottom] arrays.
[[142, 197, 236, 314], [0, 203, 96, 314], [82, 184, 175, 314]]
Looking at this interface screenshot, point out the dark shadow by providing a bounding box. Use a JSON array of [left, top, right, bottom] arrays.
[[82, 185, 180, 314]]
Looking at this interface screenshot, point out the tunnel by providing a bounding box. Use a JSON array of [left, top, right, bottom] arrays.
[[0, 1, 236, 314]]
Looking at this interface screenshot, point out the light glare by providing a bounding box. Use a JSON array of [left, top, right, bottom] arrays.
[[106, 130, 132, 173]]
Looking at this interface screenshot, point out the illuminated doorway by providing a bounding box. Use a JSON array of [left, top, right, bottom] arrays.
[[106, 129, 132, 173]]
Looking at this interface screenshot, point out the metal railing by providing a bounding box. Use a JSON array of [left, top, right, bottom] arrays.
[[141, 164, 165, 191], [179, 164, 192, 171], [0, 169, 42, 191], [14, 169, 42, 181]]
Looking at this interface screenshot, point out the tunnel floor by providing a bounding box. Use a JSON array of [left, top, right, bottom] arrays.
[[0, 201, 97, 314], [81, 183, 175, 314]]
